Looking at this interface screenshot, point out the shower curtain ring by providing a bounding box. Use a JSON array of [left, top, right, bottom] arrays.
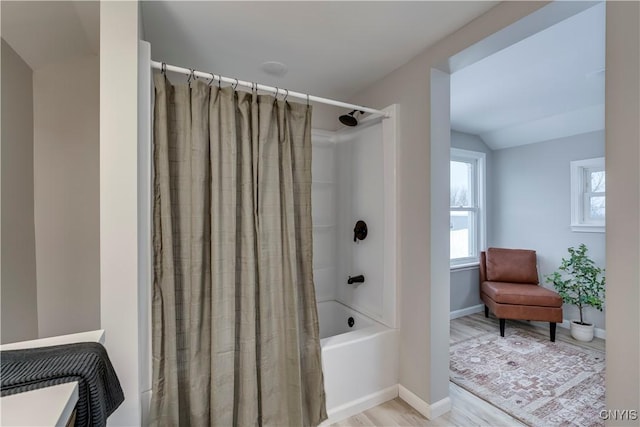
[[284, 89, 289, 102], [161, 62, 166, 74], [187, 69, 194, 84], [307, 94, 310, 106], [232, 78, 239, 90], [208, 73, 215, 86], [274, 87, 279, 99]]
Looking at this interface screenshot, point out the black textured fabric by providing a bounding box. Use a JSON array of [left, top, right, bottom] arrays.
[[1, 342, 124, 427]]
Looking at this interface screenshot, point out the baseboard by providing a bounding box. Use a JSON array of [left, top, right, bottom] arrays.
[[450, 304, 484, 320], [529, 319, 606, 340], [319, 385, 398, 426], [398, 384, 451, 420]]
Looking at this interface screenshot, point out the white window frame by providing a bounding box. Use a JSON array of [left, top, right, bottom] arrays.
[[570, 157, 605, 233], [450, 148, 486, 268]]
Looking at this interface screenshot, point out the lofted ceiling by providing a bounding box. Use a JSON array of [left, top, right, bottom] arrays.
[[450, 2, 605, 150], [141, 1, 499, 103], [1, 1, 99, 71]]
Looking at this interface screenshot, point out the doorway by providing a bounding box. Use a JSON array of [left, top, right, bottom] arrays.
[[431, 1, 607, 423]]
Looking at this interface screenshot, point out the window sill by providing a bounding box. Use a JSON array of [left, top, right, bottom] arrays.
[[450, 262, 479, 272], [570, 224, 605, 233]]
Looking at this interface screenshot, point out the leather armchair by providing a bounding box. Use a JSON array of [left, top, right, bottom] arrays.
[[480, 248, 563, 341]]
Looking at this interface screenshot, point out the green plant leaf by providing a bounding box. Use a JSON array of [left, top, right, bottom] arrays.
[[544, 244, 605, 324]]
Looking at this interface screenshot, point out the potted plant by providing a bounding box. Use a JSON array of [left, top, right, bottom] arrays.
[[546, 244, 605, 342]]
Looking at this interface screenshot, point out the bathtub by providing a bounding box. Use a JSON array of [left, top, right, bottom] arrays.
[[317, 300, 399, 424]]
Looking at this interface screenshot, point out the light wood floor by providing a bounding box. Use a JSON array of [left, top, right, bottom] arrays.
[[332, 312, 606, 427]]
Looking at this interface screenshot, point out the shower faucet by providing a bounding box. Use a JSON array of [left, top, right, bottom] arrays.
[[347, 275, 365, 285]]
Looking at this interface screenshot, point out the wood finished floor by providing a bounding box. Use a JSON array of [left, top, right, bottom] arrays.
[[332, 312, 605, 427]]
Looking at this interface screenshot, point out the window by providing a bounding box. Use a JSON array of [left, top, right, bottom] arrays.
[[450, 148, 486, 267], [571, 157, 605, 232]]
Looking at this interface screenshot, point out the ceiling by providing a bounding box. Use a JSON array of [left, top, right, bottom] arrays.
[[1, 1, 99, 70], [2, 1, 601, 149], [141, 1, 498, 103], [450, 2, 605, 150]]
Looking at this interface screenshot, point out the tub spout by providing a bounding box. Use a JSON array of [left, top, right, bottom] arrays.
[[347, 275, 365, 285]]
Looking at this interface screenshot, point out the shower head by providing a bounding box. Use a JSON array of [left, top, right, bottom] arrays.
[[339, 110, 364, 127]]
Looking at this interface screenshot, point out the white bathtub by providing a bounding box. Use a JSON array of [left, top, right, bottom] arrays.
[[317, 300, 399, 424]]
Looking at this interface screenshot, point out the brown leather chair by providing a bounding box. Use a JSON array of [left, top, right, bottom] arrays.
[[480, 248, 563, 341]]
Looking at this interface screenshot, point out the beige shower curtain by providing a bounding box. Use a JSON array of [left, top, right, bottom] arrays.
[[150, 75, 327, 426]]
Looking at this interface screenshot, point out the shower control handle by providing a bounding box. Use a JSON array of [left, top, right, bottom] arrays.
[[347, 275, 365, 285], [353, 220, 368, 242]]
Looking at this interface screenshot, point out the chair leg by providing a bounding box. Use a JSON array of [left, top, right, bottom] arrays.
[[484, 305, 489, 318], [499, 319, 505, 337], [550, 322, 557, 342]]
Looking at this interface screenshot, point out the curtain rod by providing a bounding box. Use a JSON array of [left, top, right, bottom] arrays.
[[151, 60, 389, 118]]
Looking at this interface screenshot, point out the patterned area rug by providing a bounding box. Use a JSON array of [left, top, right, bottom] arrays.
[[450, 328, 605, 427]]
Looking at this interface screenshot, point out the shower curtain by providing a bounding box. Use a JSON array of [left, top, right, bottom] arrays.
[[150, 75, 327, 426]]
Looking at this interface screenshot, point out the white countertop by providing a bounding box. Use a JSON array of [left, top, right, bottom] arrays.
[[0, 330, 105, 427], [0, 329, 105, 351], [1, 382, 79, 427]]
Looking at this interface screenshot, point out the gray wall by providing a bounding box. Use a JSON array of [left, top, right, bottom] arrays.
[[450, 267, 482, 312], [491, 130, 606, 329], [450, 131, 492, 313], [1, 39, 39, 343], [33, 54, 101, 338]]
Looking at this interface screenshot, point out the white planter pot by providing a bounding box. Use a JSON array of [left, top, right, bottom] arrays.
[[570, 320, 594, 342]]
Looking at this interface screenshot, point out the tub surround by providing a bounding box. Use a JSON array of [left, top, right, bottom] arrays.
[[311, 129, 339, 304], [312, 110, 399, 424], [312, 106, 398, 326], [335, 112, 398, 328], [318, 300, 387, 346]]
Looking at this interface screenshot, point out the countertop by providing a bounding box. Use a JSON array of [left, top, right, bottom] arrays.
[[0, 329, 105, 427]]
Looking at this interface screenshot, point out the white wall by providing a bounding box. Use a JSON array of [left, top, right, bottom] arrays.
[[428, 68, 452, 413], [100, 2, 142, 425], [312, 131, 338, 303], [1, 38, 39, 344], [491, 130, 605, 329], [604, 1, 640, 418], [312, 103, 342, 131], [33, 54, 100, 338], [449, 131, 492, 313]]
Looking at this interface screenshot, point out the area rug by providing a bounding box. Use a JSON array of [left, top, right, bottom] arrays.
[[450, 328, 605, 427]]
